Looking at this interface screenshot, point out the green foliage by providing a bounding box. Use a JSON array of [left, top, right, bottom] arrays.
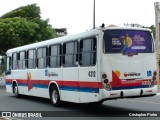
[[31, 18, 57, 42], [0, 4, 40, 20], [0, 4, 56, 55], [0, 17, 39, 53], [124, 23, 156, 39], [149, 25, 155, 38]]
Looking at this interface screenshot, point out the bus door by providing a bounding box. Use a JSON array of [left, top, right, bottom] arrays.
[[78, 37, 99, 103], [62, 41, 79, 103]]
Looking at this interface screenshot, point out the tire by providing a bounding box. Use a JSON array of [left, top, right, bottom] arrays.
[[89, 100, 104, 105], [50, 85, 61, 107], [13, 83, 20, 98], [97, 100, 104, 105]]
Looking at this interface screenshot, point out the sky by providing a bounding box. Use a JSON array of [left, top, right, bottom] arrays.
[[0, 0, 158, 35]]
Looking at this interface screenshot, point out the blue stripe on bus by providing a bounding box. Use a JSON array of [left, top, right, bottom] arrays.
[[7, 82, 150, 92], [112, 85, 150, 90], [60, 86, 99, 93], [6, 82, 12, 85], [32, 84, 48, 89], [18, 83, 28, 86], [79, 87, 99, 93], [6, 82, 99, 93]]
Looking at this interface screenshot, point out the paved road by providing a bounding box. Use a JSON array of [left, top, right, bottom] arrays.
[[0, 74, 5, 90], [0, 89, 160, 120]]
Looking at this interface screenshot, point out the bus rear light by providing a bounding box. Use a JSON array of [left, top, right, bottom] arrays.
[[146, 90, 152, 92], [151, 70, 157, 87], [151, 80, 156, 87], [110, 93, 118, 96], [152, 76, 156, 80], [104, 79, 108, 84], [102, 74, 107, 79], [106, 83, 111, 91], [153, 71, 157, 76]]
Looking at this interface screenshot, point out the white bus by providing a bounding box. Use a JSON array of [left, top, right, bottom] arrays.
[[5, 27, 158, 106]]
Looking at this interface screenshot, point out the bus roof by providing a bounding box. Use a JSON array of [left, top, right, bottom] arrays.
[[6, 28, 101, 55], [104, 26, 151, 31], [6, 27, 151, 55]]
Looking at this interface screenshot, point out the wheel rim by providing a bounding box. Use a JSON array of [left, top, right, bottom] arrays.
[[52, 90, 58, 104]]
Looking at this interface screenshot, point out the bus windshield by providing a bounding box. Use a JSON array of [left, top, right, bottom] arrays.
[[103, 29, 154, 54]]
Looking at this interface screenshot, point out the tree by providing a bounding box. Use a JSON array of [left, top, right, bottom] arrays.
[[0, 4, 56, 55], [0, 17, 39, 53], [149, 25, 155, 38], [0, 4, 40, 21], [124, 23, 156, 38]]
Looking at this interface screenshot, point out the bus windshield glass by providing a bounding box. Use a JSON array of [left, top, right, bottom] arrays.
[[103, 29, 154, 54]]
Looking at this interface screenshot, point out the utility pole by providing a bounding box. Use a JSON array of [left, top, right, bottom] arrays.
[[93, 0, 95, 29]]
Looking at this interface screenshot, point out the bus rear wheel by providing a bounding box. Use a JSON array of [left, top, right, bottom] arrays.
[[50, 85, 61, 107]]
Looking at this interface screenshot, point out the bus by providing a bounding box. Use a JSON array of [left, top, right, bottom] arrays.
[[5, 27, 158, 106]]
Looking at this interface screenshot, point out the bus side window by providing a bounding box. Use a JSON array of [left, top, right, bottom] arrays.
[[63, 41, 78, 67], [37, 47, 47, 68], [12, 53, 17, 70], [80, 37, 97, 66], [6, 56, 11, 71], [18, 51, 26, 69], [27, 49, 36, 69], [49, 44, 61, 68], [92, 38, 97, 65]]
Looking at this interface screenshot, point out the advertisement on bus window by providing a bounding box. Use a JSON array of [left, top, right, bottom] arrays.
[[104, 30, 153, 53]]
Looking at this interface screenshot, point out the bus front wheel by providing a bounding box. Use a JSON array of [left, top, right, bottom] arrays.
[[50, 85, 61, 106]]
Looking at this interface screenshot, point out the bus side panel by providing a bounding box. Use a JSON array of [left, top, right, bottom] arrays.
[[12, 70, 27, 95], [61, 67, 79, 103], [49, 68, 63, 99], [27, 69, 49, 98], [5, 73, 12, 93], [5, 80, 13, 93], [79, 66, 99, 103]]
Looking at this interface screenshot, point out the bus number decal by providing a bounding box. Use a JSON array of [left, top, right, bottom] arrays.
[[88, 71, 96, 77]]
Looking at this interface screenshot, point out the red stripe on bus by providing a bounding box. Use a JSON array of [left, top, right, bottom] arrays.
[[17, 80, 28, 84], [5, 79, 103, 89], [39, 80, 50, 85], [6, 79, 12, 83]]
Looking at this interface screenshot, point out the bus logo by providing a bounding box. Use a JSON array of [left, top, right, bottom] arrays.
[[124, 72, 141, 77]]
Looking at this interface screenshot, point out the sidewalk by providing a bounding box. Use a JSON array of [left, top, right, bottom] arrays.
[[158, 88, 160, 93], [0, 75, 5, 89]]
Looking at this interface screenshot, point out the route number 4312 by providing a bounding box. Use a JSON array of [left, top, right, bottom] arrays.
[[88, 71, 96, 77]]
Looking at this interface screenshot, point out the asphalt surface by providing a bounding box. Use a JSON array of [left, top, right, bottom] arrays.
[[0, 88, 160, 120], [1, 76, 160, 120]]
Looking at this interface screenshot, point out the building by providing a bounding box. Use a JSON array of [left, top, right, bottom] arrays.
[[55, 28, 67, 37]]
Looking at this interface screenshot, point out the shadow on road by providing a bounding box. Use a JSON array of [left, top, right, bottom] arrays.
[[8, 94, 136, 117]]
